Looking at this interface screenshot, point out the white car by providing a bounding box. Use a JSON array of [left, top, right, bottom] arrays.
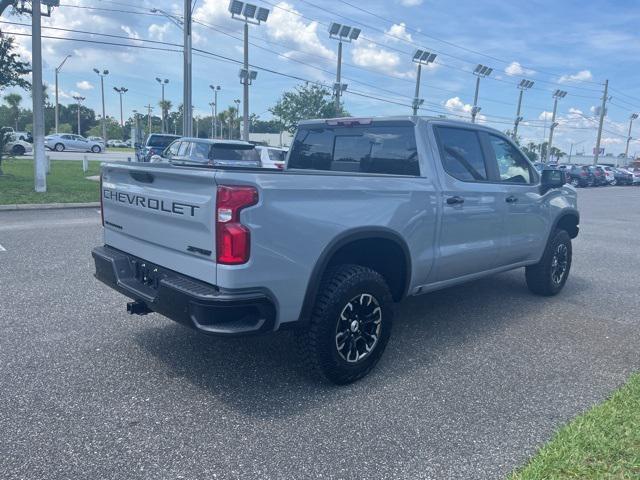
[[622, 167, 640, 185], [3, 134, 33, 156], [596, 165, 616, 184], [45, 134, 104, 153], [256, 145, 288, 169]]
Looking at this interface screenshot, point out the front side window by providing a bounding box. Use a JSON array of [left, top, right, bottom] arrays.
[[488, 135, 534, 184], [166, 141, 180, 157], [177, 142, 190, 156], [434, 126, 487, 182], [288, 123, 419, 176]]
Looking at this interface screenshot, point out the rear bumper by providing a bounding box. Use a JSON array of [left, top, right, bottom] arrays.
[[92, 245, 276, 336]]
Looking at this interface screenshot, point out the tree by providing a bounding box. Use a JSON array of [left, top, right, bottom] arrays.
[[0, 33, 31, 91], [88, 116, 122, 140], [270, 84, 348, 133], [4, 93, 22, 130], [0, 126, 11, 176], [159, 99, 172, 131]]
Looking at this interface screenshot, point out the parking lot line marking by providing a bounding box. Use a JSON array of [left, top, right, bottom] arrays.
[[0, 244, 6, 252]]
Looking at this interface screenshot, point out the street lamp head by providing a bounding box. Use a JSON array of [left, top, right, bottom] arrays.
[[349, 27, 361, 41], [228, 0, 244, 15], [243, 2, 257, 19], [413, 49, 437, 65], [256, 7, 269, 22], [473, 64, 492, 77], [631, 113, 638, 120], [553, 89, 567, 99], [156, 77, 162, 83], [93, 68, 100, 74], [103, 70, 109, 75], [518, 79, 534, 89], [164, 79, 169, 84], [339, 25, 352, 38], [329, 22, 341, 36]]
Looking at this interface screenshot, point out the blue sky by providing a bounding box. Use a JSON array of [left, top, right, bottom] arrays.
[[3, 0, 640, 155]]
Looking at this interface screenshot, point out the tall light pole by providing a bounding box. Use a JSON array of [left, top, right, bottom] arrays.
[[155, 77, 169, 133], [411, 49, 437, 116], [72, 95, 85, 135], [54, 54, 71, 134], [328, 22, 361, 112], [233, 98, 241, 139], [209, 84, 221, 138], [513, 79, 534, 140], [624, 113, 637, 161], [546, 89, 567, 162], [229, 1, 269, 141], [132, 109, 140, 145], [145, 104, 154, 135], [593, 79, 610, 165], [209, 102, 215, 139], [93, 68, 109, 141], [113, 86, 128, 129], [471, 64, 493, 123]]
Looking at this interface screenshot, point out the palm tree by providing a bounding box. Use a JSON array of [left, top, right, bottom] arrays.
[[4, 93, 22, 130], [159, 99, 172, 132]]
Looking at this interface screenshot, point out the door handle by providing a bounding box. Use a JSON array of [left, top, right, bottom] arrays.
[[446, 196, 464, 205], [505, 195, 519, 203]]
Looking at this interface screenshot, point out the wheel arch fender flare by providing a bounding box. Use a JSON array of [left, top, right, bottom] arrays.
[[298, 227, 412, 325], [550, 208, 580, 240]]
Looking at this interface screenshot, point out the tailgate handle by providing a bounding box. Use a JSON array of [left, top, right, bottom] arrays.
[[130, 171, 155, 184]]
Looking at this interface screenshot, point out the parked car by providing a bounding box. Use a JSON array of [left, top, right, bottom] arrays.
[[44, 134, 104, 153], [256, 145, 287, 169], [566, 165, 594, 187], [153, 138, 262, 168], [136, 133, 180, 162], [613, 168, 634, 186], [597, 165, 616, 185], [4, 128, 31, 142], [533, 162, 568, 184], [94, 116, 579, 384], [107, 139, 128, 148], [621, 167, 640, 185], [2, 134, 33, 156], [589, 166, 609, 186]]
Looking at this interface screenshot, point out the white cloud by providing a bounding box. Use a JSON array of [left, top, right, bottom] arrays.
[[76, 80, 94, 91], [193, 0, 230, 24], [504, 61, 534, 77], [385, 23, 413, 43], [351, 43, 415, 78], [399, 0, 423, 5], [266, 2, 335, 60], [444, 96, 485, 122], [148, 23, 172, 42], [121, 25, 140, 40], [559, 70, 593, 83], [538, 111, 554, 121], [601, 137, 623, 145]]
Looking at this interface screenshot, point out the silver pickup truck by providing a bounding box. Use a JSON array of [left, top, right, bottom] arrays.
[[93, 116, 579, 384]]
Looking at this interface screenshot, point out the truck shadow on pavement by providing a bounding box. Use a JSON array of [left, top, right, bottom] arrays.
[[134, 269, 592, 419]]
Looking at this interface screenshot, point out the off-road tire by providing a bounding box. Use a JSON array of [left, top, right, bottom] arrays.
[[526, 229, 572, 296], [296, 264, 393, 384]]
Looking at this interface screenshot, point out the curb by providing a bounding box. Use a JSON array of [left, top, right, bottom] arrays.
[[0, 202, 100, 211]]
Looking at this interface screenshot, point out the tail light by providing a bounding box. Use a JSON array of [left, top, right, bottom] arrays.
[[99, 173, 104, 226], [216, 185, 258, 265]]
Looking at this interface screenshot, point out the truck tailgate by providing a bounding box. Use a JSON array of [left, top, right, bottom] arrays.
[[100, 162, 218, 285]]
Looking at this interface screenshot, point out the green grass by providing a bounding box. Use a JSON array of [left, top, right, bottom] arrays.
[[0, 158, 101, 205], [511, 373, 640, 479], [106, 147, 135, 152]]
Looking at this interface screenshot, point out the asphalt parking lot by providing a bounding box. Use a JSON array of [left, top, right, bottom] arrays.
[[1, 187, 639, 479]]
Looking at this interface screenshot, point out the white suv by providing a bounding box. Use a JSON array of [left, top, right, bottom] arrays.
[[256, 145, 288, 169]]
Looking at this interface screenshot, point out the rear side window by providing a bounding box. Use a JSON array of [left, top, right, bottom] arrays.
[[434, 127, 487, 181], [210, 144, 260, 162], [267, 149, 286, 162], [190, 142, 211, 161], [288, 124, 419, 176], [148, 135, 178, 148]]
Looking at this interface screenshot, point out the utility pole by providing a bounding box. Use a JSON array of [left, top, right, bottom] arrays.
[[624, 113, 638, 160], [546, 89, 567, 162], [72, 95, 85, 134], [411, 50, 436, 116], [93, 68, 109, 141], [327, 22, 360, 112], [182, 0, 193, 137], [471, 64, 492, 123], [593, 79, 609, 165], [18, 0, 54, 193], [145, 104, 153, 136], [54, 54, 71, 134], [209, 102, 215, 139], [155, 77, 169, 133], [513, 79, 534, 140], [113, 87, 128, 138]]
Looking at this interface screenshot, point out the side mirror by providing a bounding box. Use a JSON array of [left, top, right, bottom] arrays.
[[540, 169, 565, 194], [149, 154, 163, 163]]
